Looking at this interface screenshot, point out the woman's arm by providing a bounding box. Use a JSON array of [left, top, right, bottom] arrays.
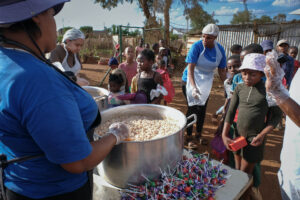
[[277, 98, 300, 127], [188, 63, 196, 88], [218, 68, 227, 83], [61, 134, 117, 173], [265, 54, 300, 127]]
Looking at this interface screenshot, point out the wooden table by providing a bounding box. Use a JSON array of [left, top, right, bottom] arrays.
[[93, 150, 252, 200]]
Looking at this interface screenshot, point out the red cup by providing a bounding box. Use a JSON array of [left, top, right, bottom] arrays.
[[229, 136, 248, 151]]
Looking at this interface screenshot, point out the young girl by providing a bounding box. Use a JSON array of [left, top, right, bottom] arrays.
[[135, 38, 144, 58], [108, 73, 125, 107], [222, 53, 281, 175], [136, 49, 163, 104], [156, 59, 175, 105]]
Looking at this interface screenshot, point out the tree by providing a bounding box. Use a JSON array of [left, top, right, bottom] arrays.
[[94, 0, 210, 46], [185, 4, 218, 31], [231, 10, 254, 24], [253, 15, 272, 24], [273, 14, 286, 23], [80, 26, 93, 38]]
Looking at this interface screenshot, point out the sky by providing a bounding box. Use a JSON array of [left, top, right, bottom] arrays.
[[54, 0, 300, 32]]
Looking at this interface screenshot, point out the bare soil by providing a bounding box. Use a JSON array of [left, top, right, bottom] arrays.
[[80, 63, 284, 200]]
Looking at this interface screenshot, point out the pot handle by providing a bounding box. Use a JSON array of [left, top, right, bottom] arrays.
[[94, 95, 108, 101], [186, 114, 197, 128]]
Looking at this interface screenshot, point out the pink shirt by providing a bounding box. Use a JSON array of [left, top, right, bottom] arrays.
[[118, 61, 138, 86]]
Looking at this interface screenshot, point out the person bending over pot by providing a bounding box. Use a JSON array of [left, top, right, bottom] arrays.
[[50, 28, 89, 86]]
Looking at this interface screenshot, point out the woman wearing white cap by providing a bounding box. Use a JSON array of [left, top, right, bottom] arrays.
[[185, 23, 227, 147], [265, 52, 300, 200], [50, 28, 89, 86], [0, 1, 129, 199]]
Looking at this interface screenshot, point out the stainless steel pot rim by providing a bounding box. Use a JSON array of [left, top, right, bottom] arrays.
[[99, 104, 188, 143]]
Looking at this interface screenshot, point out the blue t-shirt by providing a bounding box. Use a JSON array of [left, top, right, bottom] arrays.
[[185, 40, 226, 69], [182, 66, 188, 82], [0, 47, 98, 198]]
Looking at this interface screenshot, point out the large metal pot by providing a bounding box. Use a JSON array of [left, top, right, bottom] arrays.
[[82, 86, 109, 111], [96, 104, 196, 188]]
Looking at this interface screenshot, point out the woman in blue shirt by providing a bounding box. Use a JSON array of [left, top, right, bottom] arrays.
[[0, 1, 129, 200], [185, 24, 227, 147]]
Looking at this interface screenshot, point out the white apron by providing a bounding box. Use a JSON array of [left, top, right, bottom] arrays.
[[186, 41, 223, 106], [61, 44, 81, 75]]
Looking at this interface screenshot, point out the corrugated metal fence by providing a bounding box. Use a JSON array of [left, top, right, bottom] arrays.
[[187, 22, 300, 61]]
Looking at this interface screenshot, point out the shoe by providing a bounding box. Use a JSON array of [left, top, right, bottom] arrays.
[[185, 141, 198, 149], [184, 135, 193, 145], [198, 138, 208, 145]]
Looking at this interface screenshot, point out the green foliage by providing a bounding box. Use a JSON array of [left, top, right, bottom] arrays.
[[57, 35, 63, 43], [231, 10, 254, 24], [94, 0, 134, 10], [170, 33, 179, 41], [104, 24, 141, 36], [253, 15, 272, 24], [273, 14, 286, 23], [60, 26, 73, 35], [185, 4, 218, 30], [80, 26, 93, 34]]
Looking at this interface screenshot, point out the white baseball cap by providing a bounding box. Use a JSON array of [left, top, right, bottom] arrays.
[[202, 24, 219, 36], [239, 53, 266, 72]]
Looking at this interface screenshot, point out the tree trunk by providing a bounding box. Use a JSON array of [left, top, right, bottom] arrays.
[[164, 0, 172, 46], [138, 0, 151, 20]]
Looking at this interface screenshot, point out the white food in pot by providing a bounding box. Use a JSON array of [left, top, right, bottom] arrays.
[[95, 115, 180, 141]]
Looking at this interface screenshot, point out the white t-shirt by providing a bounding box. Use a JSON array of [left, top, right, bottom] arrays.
[[279, 70, 300, 199], [224, 79, 232, 99]]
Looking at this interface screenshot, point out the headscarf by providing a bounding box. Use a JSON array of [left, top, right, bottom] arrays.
[[62, 28, 85, 43]]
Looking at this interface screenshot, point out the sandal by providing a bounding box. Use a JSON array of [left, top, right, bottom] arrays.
[[199, 138, 208, 145], [185, 141, 198, 149]]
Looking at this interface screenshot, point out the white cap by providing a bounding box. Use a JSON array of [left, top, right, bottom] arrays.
[[202, 24, 219, 36], [159, 47, 166, 51], [276, 39, 289, 46], [239, 53, 266, 72], [62, 28, 85, 43]]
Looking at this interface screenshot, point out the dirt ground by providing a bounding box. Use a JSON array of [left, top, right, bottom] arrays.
[[80, 63, 284, 200]]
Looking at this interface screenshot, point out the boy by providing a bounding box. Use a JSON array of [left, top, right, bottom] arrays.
[[276, 39, 294, 89], [288, 46, 299, 77]]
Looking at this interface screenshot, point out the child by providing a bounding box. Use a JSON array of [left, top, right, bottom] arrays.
[[223, 55, 241, 112], [152, 54, 162, 71], [156, 59, 175, 105], [159, 47, 173, 77], [108, 73, 125, 107], [222, 53, 281, 191], [135, 38, 144, 58], [230, 44, 242, 56], [231, 43, 264, 91], [136, 49, 163, 104], [144, 43, 150, 49], [211, 55, 241, 161], [118, 46, 137, 92], [288, 46, 299, 77], [108, 57, 129, 93], [152, 43, 159, 55]]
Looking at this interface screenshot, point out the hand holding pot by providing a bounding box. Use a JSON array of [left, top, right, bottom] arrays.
[[108, 122, 130, 145]]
